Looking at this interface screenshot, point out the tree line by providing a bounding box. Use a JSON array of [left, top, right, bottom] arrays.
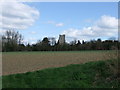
[[2, 30, 120, 52]]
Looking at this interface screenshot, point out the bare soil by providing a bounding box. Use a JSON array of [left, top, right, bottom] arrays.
[[2, 51, 117, 75]]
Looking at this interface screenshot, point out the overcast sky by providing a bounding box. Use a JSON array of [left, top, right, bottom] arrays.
[[0, 1, 118, 44]]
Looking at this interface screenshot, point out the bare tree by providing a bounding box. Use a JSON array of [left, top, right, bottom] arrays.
[[2, 30, 23, 51], [48, 37, 56, 46]]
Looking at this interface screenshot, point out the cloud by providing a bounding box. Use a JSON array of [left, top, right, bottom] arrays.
[[56, 23, 64, 27], [0, 1, 40, 32], [30, 31, 36, 34], [97, 15, 118, 29], [23, 37, 37, 44], [47, 21, 55, 24], [45, 21, 64, 27], [62, 15, 118, 41]]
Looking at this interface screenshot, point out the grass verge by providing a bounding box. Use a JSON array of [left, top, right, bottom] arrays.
[[2, 59, 119, 88]]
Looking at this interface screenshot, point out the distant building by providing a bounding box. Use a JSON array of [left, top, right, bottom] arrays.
[[59, 34, 65, 44]]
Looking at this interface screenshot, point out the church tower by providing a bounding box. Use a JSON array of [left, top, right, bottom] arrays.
[[59, 34, 65, 45]]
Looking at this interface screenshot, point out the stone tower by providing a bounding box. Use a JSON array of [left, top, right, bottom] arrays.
[[59, 34, 65, 44]]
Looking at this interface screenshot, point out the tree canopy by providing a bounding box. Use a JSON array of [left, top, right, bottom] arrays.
[[2, 30, 120, 52]]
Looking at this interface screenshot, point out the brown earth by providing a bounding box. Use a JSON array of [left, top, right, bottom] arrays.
[[2, 51, 117, 75]]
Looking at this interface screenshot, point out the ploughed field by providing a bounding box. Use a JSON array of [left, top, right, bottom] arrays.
[[2, 51, 117, 75]]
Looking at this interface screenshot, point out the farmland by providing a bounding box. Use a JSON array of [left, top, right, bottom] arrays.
[[2, 57, 119, 88], [2, 50, 117, 75]]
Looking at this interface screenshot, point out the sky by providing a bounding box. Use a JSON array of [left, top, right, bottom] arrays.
[[0, 1, 118, 44]]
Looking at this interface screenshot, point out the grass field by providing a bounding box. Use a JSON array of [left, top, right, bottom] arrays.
[[2, 50, 117, 75]]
